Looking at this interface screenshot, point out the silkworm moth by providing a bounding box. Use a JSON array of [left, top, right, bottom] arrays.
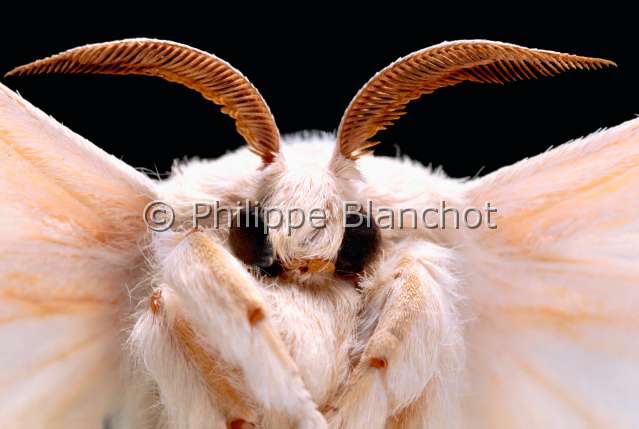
[[1, 38, 637, 429]]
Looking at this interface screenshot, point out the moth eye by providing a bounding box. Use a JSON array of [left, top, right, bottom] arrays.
[[335, 213, 381, 275], [229, 208, 282, 276]]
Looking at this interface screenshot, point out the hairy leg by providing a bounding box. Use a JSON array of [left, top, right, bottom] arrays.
[[142, 230, 326, 428], [130, 286, 229, 428], [328, 240, 464, 429]]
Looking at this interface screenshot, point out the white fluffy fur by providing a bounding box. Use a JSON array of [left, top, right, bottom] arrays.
[[143, 142, 467, 426], [2, 74, 639, 429]]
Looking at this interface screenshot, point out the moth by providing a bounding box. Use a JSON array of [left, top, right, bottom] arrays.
[[1, 38, 638, 429]]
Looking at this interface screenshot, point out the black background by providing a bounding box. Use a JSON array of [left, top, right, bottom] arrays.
[[2, 9, 636, 178]]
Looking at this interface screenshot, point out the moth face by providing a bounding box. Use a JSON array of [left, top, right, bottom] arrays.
[[229, 145, 380, 280], [229, 202, 381, 280]]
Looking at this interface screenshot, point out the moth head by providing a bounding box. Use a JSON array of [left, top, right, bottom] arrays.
[[226, 136, 381, 281], [259, 143, 350, 273], [8, 39, 614, 281]]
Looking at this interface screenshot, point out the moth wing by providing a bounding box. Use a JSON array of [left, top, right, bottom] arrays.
[[0, 82, 156, 428], [461, 117, 639, 428]]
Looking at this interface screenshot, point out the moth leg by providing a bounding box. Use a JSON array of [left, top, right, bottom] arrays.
[[130, 286, 231, 428], [131, 285, 259, 428], [156, 229, 326, 429], [328, 241, 464, 429]]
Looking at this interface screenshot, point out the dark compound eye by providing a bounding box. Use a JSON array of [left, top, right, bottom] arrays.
[[335, 213, 381, 275], [229, 208, 283, 277]]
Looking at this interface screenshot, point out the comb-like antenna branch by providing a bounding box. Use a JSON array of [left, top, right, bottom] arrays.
[[335, 40, 616, 161], [6, 38, 281, 163]]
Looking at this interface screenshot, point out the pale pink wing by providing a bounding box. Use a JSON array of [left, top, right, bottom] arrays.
[[0, 82, 156, 428], [461, 117, 639, 428]]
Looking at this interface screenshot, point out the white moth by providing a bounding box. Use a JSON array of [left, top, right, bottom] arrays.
[[1, 38, 637, 429]]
